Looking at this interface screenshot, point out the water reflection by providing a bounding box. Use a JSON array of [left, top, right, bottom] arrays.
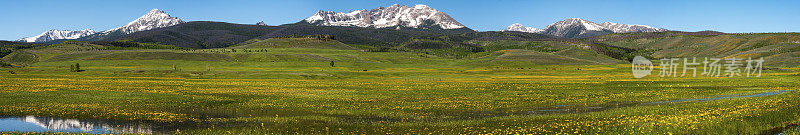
[[0, 115, 152, 134]]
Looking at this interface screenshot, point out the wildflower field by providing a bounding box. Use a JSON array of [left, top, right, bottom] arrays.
[[1, 39, 799, 134]]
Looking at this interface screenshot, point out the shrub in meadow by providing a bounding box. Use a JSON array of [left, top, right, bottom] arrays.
[[69, 63, 82, 72]]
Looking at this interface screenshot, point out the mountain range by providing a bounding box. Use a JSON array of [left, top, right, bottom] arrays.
[[18, 9, 184, 42], [16, 29, 96, 42], [503, 18, 667, 38], [303, 4, 469, 32], [16, 5, 667, 43]]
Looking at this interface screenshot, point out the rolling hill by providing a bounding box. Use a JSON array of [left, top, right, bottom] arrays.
[[230, 38, 357, 50], [599, 32, 800, 67], [79, 21, 282, 48]]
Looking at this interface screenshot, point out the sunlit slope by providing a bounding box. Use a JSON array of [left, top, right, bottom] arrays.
[[495, 49, 603, 64], [601, 33, 800, 67], [1, 50, 38, 65], [467, 40, 626, 65], [3, 40, 468, 70], [230, 38, 357, 50], [4, 38, 632, 67], [476, 49, 624, 65]]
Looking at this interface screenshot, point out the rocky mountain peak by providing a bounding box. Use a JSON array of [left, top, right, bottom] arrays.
[[103, 8, 185, 35], [506, 18, 667, 38], [303, 4, 467, 30], [502, 23, 542, 33]]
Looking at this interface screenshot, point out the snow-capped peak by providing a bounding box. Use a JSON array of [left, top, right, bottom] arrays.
[[599, 22, 666, 33], [546, 18, 605, 31], [17, 29, 96, 42], [303, 4, 467, 30], [103, 8, 185, 34], [507, 18, 667, 38], [502, 23, 542, 33]]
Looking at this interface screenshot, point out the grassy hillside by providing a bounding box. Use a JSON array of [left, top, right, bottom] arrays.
[[469, 40, 576, 52], [585, 31, 726, 41], [79, 21, 283, 48], [2, 43, 799, 134], [601, 33, 800, 67], [467, 40, 625, 65], [230, 38, 357, 50], [3, 32, 800, 134], [15, 31, 800, 68], [0, 41, 44, 60], [5, 37, 629, 67], [553, 47, 627, 64], [1, 50, 38, 65], [63, 21, 601, 61], [2, 37, 631, 73], [4, 41, 455, 67], [88, 52, 234, 61], [492, 49, 606, 65]]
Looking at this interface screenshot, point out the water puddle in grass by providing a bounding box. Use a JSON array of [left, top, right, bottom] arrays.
[[333, 90, 795, 123], [0, 115, 155, 134], [644, 90, 792, 105], [763, 123, 800, 135], [1, 90, 792, 132], [529, 90, 793, 115]]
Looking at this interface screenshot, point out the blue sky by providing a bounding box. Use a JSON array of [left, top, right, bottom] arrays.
[[1, 0, 798, 40]]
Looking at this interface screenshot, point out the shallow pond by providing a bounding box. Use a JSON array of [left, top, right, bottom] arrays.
[[0, 115, 153, 134]]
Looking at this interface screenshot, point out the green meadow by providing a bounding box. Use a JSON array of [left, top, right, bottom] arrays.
[[1, 37, 800, 134]]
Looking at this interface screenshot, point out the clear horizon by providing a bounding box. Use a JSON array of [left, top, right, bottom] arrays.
[[1, 0, 798, 40]]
